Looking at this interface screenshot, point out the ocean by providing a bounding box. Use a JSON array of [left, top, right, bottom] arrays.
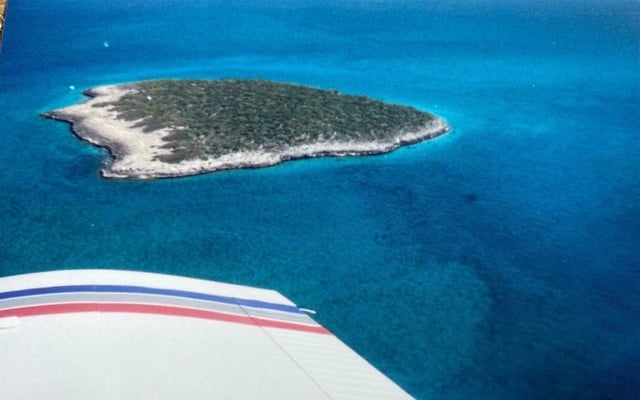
[[1, 1, 638, 398]]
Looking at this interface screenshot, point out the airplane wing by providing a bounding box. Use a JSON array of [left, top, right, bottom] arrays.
[[0, 269, 413, 399]]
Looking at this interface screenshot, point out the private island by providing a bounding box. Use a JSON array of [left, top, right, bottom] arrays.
[[43, 79, 450, 179]]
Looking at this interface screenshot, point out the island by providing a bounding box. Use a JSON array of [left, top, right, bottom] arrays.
[[43, 79, 450, 179]]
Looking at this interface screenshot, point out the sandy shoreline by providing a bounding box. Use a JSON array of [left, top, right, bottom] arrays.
[[44, 84, 450, 179]]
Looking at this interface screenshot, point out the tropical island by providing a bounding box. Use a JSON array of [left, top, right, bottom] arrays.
[[43, 79, 449, 179]]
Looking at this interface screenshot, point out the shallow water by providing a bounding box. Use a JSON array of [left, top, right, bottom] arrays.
[[1, 1, 639, 398]]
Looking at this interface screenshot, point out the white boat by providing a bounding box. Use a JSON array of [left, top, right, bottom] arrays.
[[0, 269, 413, 399]]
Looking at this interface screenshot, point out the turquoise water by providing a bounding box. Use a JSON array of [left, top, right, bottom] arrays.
[[1, 1, 639, 398]]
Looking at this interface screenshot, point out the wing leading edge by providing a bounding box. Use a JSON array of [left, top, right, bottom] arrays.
[[0, 269, 413, 399]]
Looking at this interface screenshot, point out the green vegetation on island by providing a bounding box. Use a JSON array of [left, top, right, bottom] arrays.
[[92, 79, 439, 163]]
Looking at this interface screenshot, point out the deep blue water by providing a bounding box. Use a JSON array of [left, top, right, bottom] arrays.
[[1, 1, 639, 398]]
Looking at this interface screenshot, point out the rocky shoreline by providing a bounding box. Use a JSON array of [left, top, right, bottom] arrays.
[[43, 84, 450, 180]]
